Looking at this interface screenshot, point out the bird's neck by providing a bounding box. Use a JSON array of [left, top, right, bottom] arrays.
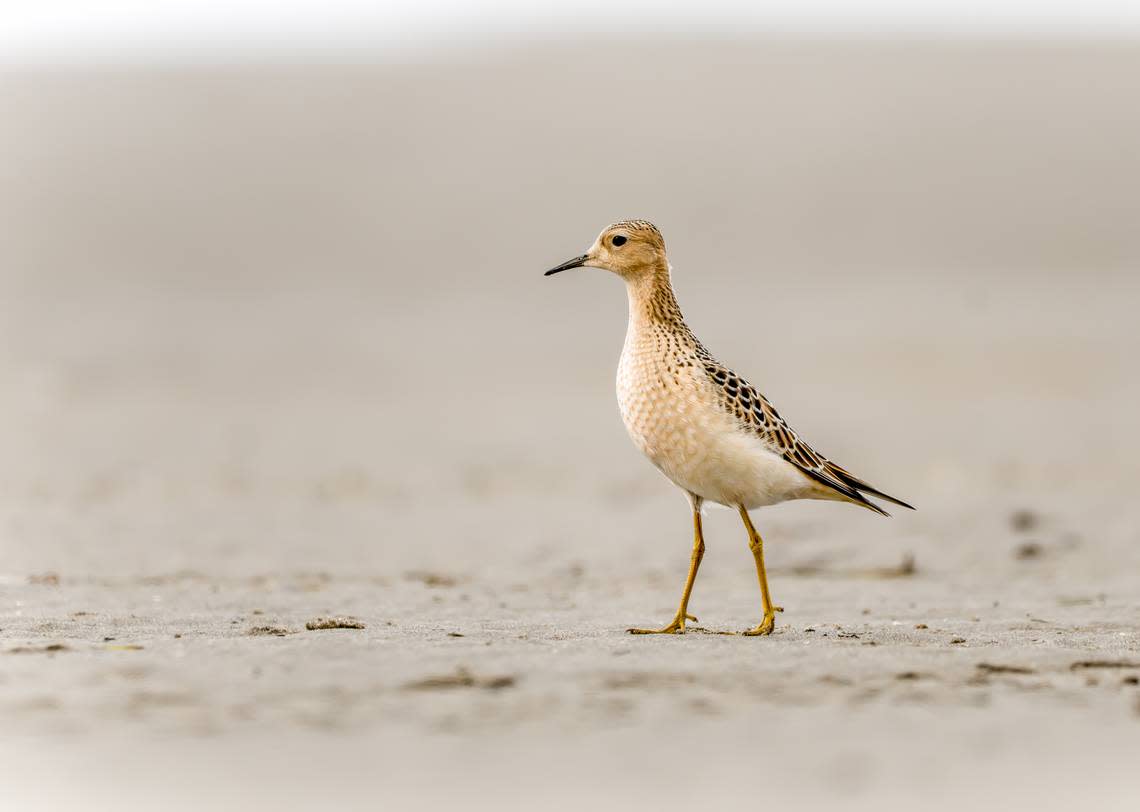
[[624, 263, 686, 333]]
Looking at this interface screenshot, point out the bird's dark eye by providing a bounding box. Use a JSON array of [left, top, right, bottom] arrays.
[[612, 235, 627, 247]]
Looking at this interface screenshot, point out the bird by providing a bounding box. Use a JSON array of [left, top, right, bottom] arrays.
[[544, 220, 913, 636]]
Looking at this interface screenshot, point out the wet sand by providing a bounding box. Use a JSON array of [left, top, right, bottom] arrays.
[[2, 39, 1140, 809]]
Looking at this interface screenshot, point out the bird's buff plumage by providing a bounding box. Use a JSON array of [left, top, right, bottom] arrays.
[[545, 220, 913, 635]]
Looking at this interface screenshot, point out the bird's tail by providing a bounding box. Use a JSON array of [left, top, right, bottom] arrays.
[[827, 462, 916, 513]]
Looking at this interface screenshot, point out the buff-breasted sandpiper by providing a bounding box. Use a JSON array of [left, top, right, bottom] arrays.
[[545, 220, 913, 636]]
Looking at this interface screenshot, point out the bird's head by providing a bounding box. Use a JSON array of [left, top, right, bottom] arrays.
[[544, 220, 667, 281]]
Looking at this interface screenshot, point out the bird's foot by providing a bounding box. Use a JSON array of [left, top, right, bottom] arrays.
[[628, 613, 692, 635], [742, 606, 783, 637]]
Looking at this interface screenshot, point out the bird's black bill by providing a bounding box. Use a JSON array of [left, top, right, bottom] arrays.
[[544, 254, 589, 276]]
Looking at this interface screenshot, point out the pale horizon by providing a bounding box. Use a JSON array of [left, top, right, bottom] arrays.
[[4, 0, 1140, 66]]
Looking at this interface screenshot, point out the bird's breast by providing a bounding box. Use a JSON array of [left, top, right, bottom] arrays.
[[615, 325, 809, 507], [617, 330, 732, 487]]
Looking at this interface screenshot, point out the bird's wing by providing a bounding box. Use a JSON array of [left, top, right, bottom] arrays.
[[695, 351, 914, 516]]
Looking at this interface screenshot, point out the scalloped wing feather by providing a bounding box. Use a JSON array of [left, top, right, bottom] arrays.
[[695, 350, 914, 516]]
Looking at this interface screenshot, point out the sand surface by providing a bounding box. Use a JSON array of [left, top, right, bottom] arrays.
[[2, 39, 1140, 809]]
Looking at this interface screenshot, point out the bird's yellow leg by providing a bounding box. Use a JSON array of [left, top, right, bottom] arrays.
[[737, 506, 784, 636], [629, 500, 705, 635]]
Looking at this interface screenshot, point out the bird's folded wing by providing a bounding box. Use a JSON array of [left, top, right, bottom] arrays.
[[697, 354, 913, 515]]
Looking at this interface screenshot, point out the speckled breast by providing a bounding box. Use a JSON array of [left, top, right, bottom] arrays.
[[616, 324, 739, 498]]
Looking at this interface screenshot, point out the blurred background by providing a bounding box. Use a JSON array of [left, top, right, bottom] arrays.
[[2, 1, 1138, 575], [2, 2, 1139, 810]]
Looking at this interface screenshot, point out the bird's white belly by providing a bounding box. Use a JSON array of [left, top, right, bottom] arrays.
[[617, 348, 811, 508]]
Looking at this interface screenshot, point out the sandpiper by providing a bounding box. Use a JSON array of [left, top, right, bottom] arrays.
[[545, 220, 913, 636]]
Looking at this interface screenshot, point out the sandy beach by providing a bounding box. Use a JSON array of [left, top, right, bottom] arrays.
[[2, 39, 1140, 809]]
